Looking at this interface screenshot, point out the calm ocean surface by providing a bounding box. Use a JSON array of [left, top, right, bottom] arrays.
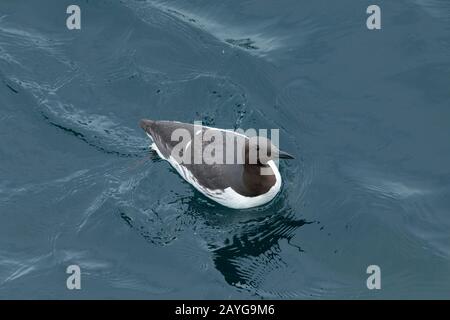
[[1, 0, 449, 299]]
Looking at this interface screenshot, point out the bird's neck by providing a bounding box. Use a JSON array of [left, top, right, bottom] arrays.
[[242, 163, 276, 195]]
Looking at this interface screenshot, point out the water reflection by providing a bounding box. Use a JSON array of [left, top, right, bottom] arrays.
[[118, 170, 308, 293], [174, 190, 309, 292]]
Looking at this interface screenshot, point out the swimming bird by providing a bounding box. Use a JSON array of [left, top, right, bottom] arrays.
[[139, 119, 294, 209]]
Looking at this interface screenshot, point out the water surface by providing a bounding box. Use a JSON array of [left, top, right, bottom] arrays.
[[1, 0, 450, 299]]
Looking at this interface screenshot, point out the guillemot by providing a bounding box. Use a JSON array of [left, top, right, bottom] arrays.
[[139, 119, 294, 209]]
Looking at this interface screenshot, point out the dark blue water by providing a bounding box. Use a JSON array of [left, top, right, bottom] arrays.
[[1, 0, 450, 299]]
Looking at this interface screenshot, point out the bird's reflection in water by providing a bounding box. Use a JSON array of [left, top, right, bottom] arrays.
[[118, 162, 309, 296], [184, 190, 310, 292]]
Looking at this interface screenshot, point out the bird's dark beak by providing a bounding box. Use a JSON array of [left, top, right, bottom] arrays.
[[278, 150, 295, 159]]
